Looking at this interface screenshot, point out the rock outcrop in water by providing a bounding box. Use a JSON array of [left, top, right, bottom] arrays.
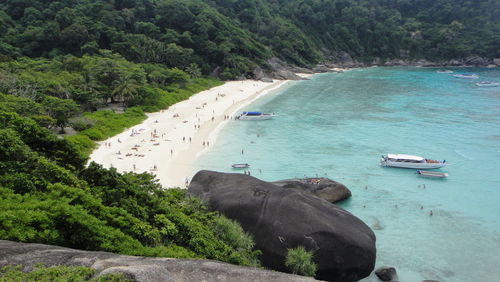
[[375, 266, 398, 281], [272, 177, 352, 203], [0, 240, 315, 282], [188, 170, 376, 282]]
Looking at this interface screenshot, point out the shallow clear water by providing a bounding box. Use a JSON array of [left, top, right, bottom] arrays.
[[192, 67, 500, 281]]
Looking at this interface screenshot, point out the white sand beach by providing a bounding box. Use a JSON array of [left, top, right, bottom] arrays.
[[89, 78, 303, 188]]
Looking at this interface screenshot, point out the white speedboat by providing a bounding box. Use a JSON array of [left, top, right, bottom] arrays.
[[417, 170, 448, 178], [236, 111, 275, 120], [453, 73, 479, 79], [232, 163, 250, 169], [380, 154, 446, 169], [437, 70, 453, 73], [475, 81, 500, 87]]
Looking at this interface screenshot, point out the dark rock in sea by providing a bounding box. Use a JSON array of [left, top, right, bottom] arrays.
[[375, 266, 398, 281], [188, 170, 376, 282], [0, 240, 315, 282], [272, 177, 351, 203]]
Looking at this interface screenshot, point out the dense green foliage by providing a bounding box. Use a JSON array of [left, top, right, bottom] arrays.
[[284, 246, 317, 277], [0, 265, 130, 282], [0, 103, 260, 266], [0, 55, 221, 157], [0, 0, 498, 75]]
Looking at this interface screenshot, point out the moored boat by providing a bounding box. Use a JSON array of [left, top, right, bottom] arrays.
[[437, 70, 453, 73], [232, 163, 250, 169], [380, 154, 446, 169], [453, 73, 479, 79], [475, 81, 500, 87], [236, 111, 275, 120], [416, 170, 449, 178]]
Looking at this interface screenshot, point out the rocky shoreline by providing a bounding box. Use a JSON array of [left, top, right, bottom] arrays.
[[255, 54, 499, 81]]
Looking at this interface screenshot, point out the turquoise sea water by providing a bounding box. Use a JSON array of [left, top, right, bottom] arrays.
[[192, 67, 500, 281]]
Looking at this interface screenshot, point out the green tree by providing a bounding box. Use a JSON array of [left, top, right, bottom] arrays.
[[42, 96, 80, 133]]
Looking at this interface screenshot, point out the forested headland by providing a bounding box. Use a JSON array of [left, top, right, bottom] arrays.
[[0, 0, 499, 278]]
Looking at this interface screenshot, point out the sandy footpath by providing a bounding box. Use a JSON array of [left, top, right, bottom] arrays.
[[88, 78, 297, 188]]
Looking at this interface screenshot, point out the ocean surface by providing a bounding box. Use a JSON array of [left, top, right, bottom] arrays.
[[192, 67, 500, 281]]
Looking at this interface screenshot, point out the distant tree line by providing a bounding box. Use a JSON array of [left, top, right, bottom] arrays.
[[1, 0, 498, 77]]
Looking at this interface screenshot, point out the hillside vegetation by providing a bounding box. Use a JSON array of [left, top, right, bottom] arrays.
[[0, 0, 498, 273], [1, 0, 498, 77]]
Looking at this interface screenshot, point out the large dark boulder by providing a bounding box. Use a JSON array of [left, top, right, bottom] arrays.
[[0, 240, 315, 282], [272, 178, 351, 203], [188, 170, 376, 282]]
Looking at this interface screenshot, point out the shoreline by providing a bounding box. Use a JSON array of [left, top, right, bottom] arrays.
[[88, 75, 312, 188]]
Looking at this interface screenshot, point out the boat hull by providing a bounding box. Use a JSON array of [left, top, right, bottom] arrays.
[[381, 159, 446, 169], [476, 83, 500, 87], [232, 164, 250, 169], [453, 74, 478, 79], [237, 115, 274, 120], [417, 170, 448, 178]]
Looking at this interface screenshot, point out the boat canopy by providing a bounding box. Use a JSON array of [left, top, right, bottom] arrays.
[[387, 154, 424, 161], [242, 111, 262, 115]]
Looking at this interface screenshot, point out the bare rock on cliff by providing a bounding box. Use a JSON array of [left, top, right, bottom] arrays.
[[272, 178, 352, 203], [464, 56, 489, 66], [0, 240, 315, 282], [188, 170, 376, 282]]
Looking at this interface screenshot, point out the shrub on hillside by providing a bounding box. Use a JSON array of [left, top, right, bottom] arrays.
[[285, 246, 317, 277]]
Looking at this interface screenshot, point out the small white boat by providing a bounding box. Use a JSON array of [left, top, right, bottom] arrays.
[[236, 111, 275, 120], [475, 81, 500, 87], [232, 163, 250, 169], [453, 73, 479, 79], [417, 170, 448, 178], [381, 154, 446, 169], [437, 70, 453, 74]]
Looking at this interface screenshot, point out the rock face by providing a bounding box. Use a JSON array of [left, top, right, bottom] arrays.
[[188, 170, 376, 282], [272, 178, 351, 203], [375, 266, 398, 281], [494, 58, 500, 66], [0, 240, 315, 282], [464, 55, 488, 66], [266, 57, 306, 80]]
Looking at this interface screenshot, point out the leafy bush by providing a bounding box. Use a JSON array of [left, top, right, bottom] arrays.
[[69, 116, 96, 131], [285, 246, 317, 277], [0, 265, 131, 281]]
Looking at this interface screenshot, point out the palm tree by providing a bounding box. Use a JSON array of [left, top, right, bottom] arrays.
[[112, 76, 139, 107]]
